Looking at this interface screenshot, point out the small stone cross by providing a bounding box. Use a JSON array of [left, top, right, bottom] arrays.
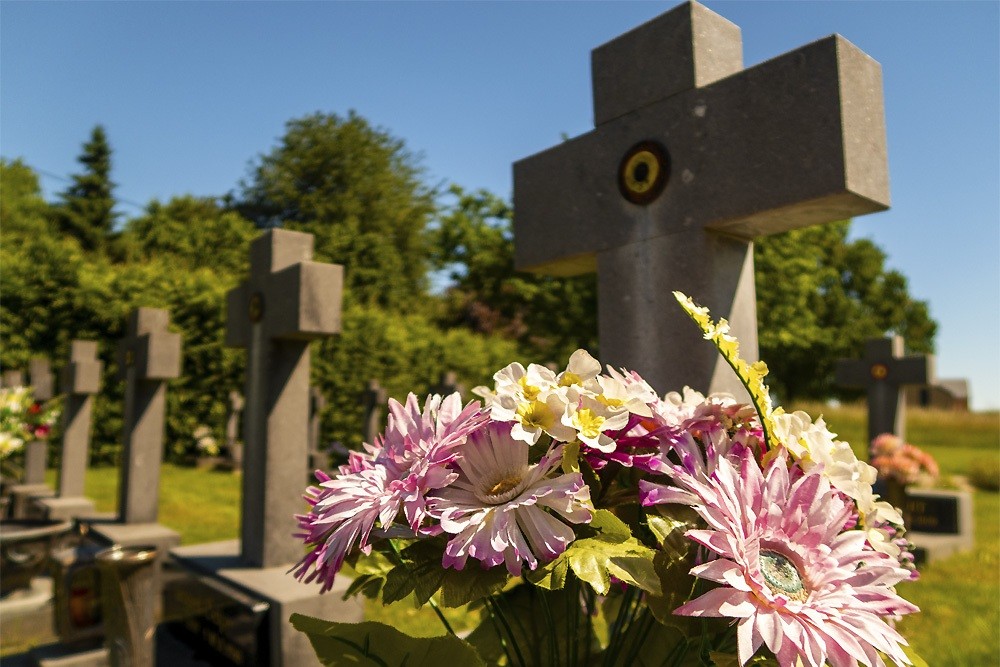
[[835, 336, 933, 449], [226, 229, 343, 568], [361, 379, 387, 446], [117, 308, 182, 524], [57, 341, 103, 499], [514, 1, 890, 396], [23, 357, 55, 485]]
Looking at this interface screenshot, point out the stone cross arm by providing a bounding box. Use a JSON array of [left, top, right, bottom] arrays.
[[514, 24, 888, 276], [117, 308, 182, 381], [29, 357, 55, 401], [61, 341, 103, 395], [225, 230, 344, 347], [835, 336, 935, 389]]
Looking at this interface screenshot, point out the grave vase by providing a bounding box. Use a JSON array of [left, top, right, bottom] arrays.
[[96, 545, 158, 667]]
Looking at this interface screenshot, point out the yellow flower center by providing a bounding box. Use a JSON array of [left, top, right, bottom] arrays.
[[574, 408, 605, 440], [516, 400, 553, 429], [597, 395, 624, 409], [487, 476, 522, 496], [518, 376, 541, 401], [559, 372, 581, 387]]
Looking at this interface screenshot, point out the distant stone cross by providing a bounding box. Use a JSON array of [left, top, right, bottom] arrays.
[[58, 341, 103, 499], [835, 336, 933, 449], [226, 229, 343, 569], [514, 1, 890, 395], [117, 308, 182, 524], [23, 357, 55, 485], [361, 379, 387, 446], [226, 390, 244, 468]]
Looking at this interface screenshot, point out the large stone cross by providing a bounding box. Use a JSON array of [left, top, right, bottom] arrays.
[[513, 1, 890, 395], [835, 336, 933, 448], [117, 308, 182, 524], [226, 229, 343, 568]]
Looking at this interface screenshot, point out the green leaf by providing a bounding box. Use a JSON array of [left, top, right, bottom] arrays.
[[710, 651, 740, 667], [561, 440, 581, 474], [902, 644, 930, 667], [290, 615, 487, 667], [645, 551, 701, 637], [438, 563, 510, 608], [534, 510, 659, 596]]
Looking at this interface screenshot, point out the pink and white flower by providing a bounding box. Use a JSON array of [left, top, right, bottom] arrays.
[[429, 422, 593, 576], [642, 451, 917, 667], [293, 393, 486, 592]]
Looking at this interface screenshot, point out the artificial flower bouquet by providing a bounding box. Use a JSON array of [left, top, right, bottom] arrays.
[[0, 385, 59, 459], [291, 293, 924, 667]]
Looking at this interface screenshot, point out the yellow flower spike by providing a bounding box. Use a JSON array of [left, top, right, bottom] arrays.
[[673, 291, 780, 455]]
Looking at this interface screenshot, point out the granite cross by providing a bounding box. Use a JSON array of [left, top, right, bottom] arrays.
[[513, 1, 890, 396], [2, 369, 25, 387], [23, 357, 55, 485], [117, 308, 182, 524], [361, 379, 387, 446], [45, 341, 103, 519], [308, 386, 330, 473], [835, 336, 934, 449], [226, 229, 343, 568]]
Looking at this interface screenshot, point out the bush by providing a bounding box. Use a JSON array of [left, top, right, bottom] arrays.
[[968, 457, 1000, 492]]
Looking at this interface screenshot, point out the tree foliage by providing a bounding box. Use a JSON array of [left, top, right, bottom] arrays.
[[235, 111, 435, 310], [754, 222, 936, 400], [55, 125, 118, 251], [428, 186, 598, 364]]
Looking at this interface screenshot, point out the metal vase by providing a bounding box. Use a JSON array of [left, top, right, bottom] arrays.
[[95, 545, 158, 667]]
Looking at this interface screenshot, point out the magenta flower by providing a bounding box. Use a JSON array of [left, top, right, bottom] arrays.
[[642, 452, 917, 667], [294, 393, 487, 592], [429, 422, 592, 576]]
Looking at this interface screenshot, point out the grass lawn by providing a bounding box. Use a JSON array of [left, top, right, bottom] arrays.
[[26, 406, 1000, 664]]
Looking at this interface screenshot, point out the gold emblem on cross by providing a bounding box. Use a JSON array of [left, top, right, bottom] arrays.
[[248, 292, 264, 324], [618, 141, 669, 205], [870, 363, 889, 380]]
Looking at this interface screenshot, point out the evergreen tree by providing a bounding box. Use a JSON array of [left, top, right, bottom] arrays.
[[57, 125, 118, 251]]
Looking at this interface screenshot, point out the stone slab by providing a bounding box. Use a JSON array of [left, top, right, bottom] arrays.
[[33, 496, 99, 522], [8, 483, 55, 519], [905, 487, 974, 562], [171, 540, 363, 667], [88, 522, 181, 554]]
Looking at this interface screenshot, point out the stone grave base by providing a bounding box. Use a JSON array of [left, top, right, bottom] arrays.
[[33, 497, 102, 522], [87, 521, 181, 555], [8, 484, 55, 519], [905, 488, 975, 563], [170, 539, 363, 667]]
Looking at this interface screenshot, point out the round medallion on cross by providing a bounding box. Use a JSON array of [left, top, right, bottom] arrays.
[[870, 363, 889, 380], [618, 141, 670, 205], [248, 292, 265, 324]]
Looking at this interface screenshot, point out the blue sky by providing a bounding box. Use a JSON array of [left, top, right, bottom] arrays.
[[2, 1, 998, 410]]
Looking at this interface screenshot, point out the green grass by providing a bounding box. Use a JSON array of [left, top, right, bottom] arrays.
[[22, 407, 1000, 664]]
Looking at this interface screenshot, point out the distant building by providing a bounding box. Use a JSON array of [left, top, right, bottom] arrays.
[[905, 379, 969, 411]]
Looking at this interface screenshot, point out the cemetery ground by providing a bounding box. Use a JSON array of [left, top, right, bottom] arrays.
[[2, 405, 997, 665]]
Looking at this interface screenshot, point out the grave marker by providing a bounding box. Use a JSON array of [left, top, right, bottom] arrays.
[[9, 358, 56, 517], [2, 369, 25, 387], [36, 342, 104, 521], [308, 387, 330, 473], [513, 1, 890, 396], [835, 336, 933, 447], [362, 379, 387, 445], [169, 229, 361, 666]]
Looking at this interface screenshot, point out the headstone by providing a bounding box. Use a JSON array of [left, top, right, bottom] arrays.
[[513, 1, 890, 397], [835, 336, 934, 447], [361, 379, 387, 445], [88, 308, 182, 559], [903, 488, 974, 562], [36, 341, 104, 521], [2, 369, 25, 387], [226, 390, 244, 470], [308, 387, 330, 473], [430, 370, 463, 398], [168, 230, 362, 667], [8, 359, 57, 517]]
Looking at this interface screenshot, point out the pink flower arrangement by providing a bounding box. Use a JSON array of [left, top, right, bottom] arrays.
[[292, 294, 924, 667], [871, 433, 940, 486]]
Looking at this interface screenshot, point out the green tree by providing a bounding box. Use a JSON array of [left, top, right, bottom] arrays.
[[754, 221, 936, 401], [428, 186, 597, 364], [120, 195, 257, 274], [235, 111, 434, 310], [56, 125, 118, 251]]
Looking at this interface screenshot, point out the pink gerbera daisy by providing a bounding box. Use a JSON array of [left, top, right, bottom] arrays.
[[428, 421, 592, 576], [642, 451, 918, 667], [294, 392, 486, 592]]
